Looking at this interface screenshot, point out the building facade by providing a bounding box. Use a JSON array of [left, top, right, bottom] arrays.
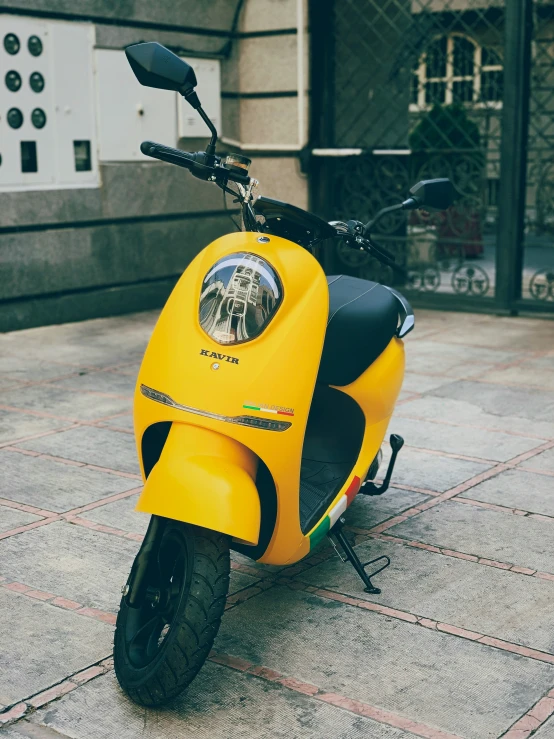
[[0, 0, 308, 330]]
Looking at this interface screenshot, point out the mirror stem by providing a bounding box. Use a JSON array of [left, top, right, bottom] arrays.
[[363, 202, 404, 235], [182, 89, 218, 163], [198, 107, 218, 161], [401, 197, 420, 210]]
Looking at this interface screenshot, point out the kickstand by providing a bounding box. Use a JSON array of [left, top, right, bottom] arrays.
[[329, 518, 390, 595]]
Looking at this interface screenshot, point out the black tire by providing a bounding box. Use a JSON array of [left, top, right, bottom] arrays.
[[114, 521, 230, 706]]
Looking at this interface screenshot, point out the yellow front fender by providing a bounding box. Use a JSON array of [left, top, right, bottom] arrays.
[[136, 423, 261, 544]]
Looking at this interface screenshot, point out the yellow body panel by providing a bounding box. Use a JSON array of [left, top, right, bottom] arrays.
[[133, 230, 405, 566], [134, 231, 329, 562], [136, 424, 261, 544]]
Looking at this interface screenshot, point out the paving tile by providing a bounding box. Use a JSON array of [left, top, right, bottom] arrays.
[[344, 488, 430, 530], [459, 468, 554, 517], [431, 379, 554, 424], [102, 413, 134, 431], [404, 339, 520, 378], [480, 356, 554, 391], [300, 537, 554, 654], [395, 394, 554, 440], [383, 446, 492, 492], [215, 586, 554, 739], [81, 495, 147, 534], [5, 385, 131, 422], [0, 505, 42, 534], [50, 370, 136, 397], [428, 316, 554, 351], [0, 588, 112, 707], [0, 521, 137, 612], [0, 410, 69, 445], [0, 450, 138, 512], [522, 448, 554, 474], [400, 372, 454, 394], [536, 715, 554, 737], [389, 416, 543, 462], [23, 667, 420, 739], [0, 377, 26, 392], [389, 500, 554, 573], [0, 355, 77, 384], [0, 312, 157, 368], [229, 571, 262, 595], [19, 426, 140, 475]]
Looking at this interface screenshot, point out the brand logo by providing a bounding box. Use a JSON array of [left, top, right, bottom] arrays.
[[200, 349, 239, 365]]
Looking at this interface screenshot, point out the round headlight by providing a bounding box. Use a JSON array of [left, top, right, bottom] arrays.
[[199, 252, 283, 345]]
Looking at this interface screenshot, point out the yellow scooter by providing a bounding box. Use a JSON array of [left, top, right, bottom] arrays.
[[114, 42, 455, 706]]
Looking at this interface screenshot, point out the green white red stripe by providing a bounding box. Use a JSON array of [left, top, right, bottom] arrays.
[[308, 476, 361, 550], [243, 404, 294, 417]]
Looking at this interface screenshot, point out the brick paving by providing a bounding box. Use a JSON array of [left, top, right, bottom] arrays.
[[1, 308, 554, 738]]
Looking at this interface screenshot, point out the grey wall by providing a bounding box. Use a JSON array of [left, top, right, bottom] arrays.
[[0, 0, 242, 331], [0, 0, 309, 331]]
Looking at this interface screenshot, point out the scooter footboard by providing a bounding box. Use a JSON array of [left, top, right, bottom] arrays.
[[136, 423, 261, 544]]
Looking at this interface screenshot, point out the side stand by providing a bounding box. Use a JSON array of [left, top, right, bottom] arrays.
[[329, 518, 390, 595]]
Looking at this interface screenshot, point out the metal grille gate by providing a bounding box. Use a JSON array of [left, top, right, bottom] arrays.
[[309, 0, 554, 314]]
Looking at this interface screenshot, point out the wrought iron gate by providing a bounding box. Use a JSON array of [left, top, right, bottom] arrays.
[[310, 0, 553, 314]]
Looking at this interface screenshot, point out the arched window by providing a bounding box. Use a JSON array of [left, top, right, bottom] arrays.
[[410, 34, 503, 109]]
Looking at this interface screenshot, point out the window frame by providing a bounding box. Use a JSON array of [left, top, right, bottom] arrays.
[[409, 32, 503, 113]]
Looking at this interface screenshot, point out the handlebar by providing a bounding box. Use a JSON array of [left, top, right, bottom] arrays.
[[140, 140, 251, 185], [365, 238, 396, 266], [330, 219, 397, 268], [141, 141, 195, 168]]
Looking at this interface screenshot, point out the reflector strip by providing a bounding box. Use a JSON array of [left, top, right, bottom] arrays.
[[141, 385, 292, 432]]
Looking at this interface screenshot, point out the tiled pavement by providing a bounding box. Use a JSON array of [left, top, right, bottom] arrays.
[[1, 309, 554, 739]]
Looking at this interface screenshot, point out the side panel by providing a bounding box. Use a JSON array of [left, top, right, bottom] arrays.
[[287, 337, 406, 563], [134, 231, 329, 564]]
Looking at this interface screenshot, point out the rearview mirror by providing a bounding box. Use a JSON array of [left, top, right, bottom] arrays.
[[408, 178, 456, 211], [125, 42, 197, 95]]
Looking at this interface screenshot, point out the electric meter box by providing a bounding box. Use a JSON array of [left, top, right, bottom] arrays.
[[95, 49, 221, 162], [0, 15, 98, 191]]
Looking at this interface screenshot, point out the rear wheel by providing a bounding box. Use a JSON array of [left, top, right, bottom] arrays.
[[114, 521, 230, 706]]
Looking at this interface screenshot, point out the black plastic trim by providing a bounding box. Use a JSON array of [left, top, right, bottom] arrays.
[[141, 422, 172, 479], [231, 457, 277, 561]]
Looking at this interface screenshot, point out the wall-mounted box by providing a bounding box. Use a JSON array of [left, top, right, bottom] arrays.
[[178, 58, 221, 139], [95, 49, 221, 161], [0, 15, 98, 191], [95, 48, 177, 162]]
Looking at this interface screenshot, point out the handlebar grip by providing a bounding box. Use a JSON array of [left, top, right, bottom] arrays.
[[140, 141, 194, 168]]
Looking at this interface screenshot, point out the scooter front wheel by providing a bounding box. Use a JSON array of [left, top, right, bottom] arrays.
[[114, 521, 230, 706]]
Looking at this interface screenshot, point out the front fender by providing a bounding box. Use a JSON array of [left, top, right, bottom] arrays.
[[136, 423, 261, 544]]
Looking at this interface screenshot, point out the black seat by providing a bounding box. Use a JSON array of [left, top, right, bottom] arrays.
[[317, 275, 399, 386]]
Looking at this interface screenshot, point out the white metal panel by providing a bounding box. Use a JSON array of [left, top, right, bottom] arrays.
[[95, 49, 177, 161], [0, 16, 56, 189], [0, 15, 98, 192], [50, 21, 98, 185], [177, 58, 221, 138]]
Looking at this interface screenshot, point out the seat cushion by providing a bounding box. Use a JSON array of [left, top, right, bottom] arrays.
[[317, 275, 399, 386]]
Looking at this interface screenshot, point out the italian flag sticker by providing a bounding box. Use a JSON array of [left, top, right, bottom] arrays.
[[309, 476, 361, 550], [243, 404, 294, 417]]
